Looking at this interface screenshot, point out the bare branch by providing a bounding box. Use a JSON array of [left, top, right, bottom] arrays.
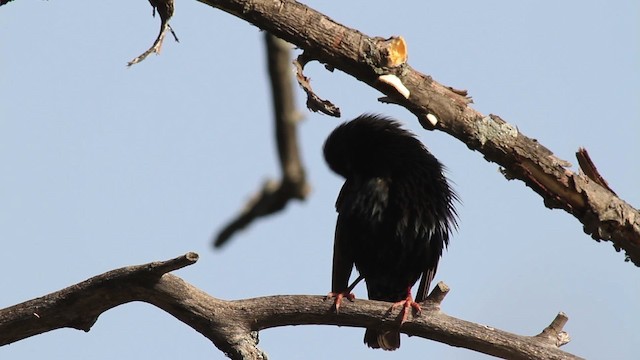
[[0, 254, 582, 360], [213, 34, 310, 248], [197, 0, 640, 265], [0, 252, 198, 345]]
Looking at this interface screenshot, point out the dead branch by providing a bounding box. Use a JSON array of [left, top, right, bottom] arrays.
[[213, 33, 309, 248], [196, 0, 640, 265], [293, 52, 341, 116], [535, 312, 572, 348], [0, 252, 199, 345], [128, 0, 179, 66], [0, 254, 582, 360]]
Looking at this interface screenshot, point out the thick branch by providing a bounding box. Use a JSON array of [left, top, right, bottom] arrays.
[[0, 252, 198, 345], [213, 33, 309, 248], [197, 0, 640, 265], [0, 254, 581, 360]]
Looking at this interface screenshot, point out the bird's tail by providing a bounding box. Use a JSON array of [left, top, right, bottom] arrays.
[[364, 328, 400, 351]]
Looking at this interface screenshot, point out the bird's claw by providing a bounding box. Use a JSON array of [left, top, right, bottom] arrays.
[[392, 295, 422, 324], [325, 291, 355, 313]]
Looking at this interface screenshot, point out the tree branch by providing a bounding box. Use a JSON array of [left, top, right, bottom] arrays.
[[0, 254, 582, 360], [197, 0, 640, 265], [0, 252, 199, 345], [213, 33, 310, 248]]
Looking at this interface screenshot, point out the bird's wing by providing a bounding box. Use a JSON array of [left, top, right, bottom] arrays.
[[415, 232, 445, 302], [331, 177, 389, 293], [331, 214, 354, 293], [415, 264, 437, 303]]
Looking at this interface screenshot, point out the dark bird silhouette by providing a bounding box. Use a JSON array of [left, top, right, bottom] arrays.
[[323, 114, 458, 350]]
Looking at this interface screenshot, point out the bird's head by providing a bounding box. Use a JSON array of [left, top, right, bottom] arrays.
[[323, 114, 425, 179]]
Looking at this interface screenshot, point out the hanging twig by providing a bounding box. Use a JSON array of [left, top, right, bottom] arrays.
[[128, 0, 179, 66], [213, 34, 309, 248]]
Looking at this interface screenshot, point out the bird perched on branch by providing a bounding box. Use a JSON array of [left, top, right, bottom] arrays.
[[323, 114, 458, 350]]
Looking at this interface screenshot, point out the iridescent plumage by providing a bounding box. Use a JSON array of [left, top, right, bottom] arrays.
[[324, 114, 458, 350]]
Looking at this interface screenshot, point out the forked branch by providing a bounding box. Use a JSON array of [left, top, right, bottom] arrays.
[[0, 254, 582, 360]]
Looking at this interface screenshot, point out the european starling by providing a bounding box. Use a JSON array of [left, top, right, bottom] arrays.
[[323, 114, 458, 350]]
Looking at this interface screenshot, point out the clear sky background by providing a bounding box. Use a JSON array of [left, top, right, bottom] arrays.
[[1, 1, 638, 359]]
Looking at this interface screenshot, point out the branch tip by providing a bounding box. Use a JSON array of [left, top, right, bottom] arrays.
[[535, 311, 572, 347], [149, 252, 199, 274], [425, 281, 450, 305], [549, 311, 569, 329], [128, 0, 178, 66], [185, 252, 199, 262]]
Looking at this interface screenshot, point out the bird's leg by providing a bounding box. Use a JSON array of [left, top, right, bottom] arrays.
[[325, 275, 363, 313], [391, 287, 422, 324], [325, 291, 355, 313]]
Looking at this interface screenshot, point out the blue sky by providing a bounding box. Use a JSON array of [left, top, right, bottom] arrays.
[[1, 1, 638, 359]]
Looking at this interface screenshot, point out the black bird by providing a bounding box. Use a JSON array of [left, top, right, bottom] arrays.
[[323, 114, 458, 350]]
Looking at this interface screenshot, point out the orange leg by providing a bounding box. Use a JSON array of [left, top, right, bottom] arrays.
[[325, 291, 355, 313], [391, 287, 422, 324]]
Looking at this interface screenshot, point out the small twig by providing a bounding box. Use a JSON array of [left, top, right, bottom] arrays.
[[213, 34, 310, 248], [128, 0, 179, 66], [293, 52, 341, 116]]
